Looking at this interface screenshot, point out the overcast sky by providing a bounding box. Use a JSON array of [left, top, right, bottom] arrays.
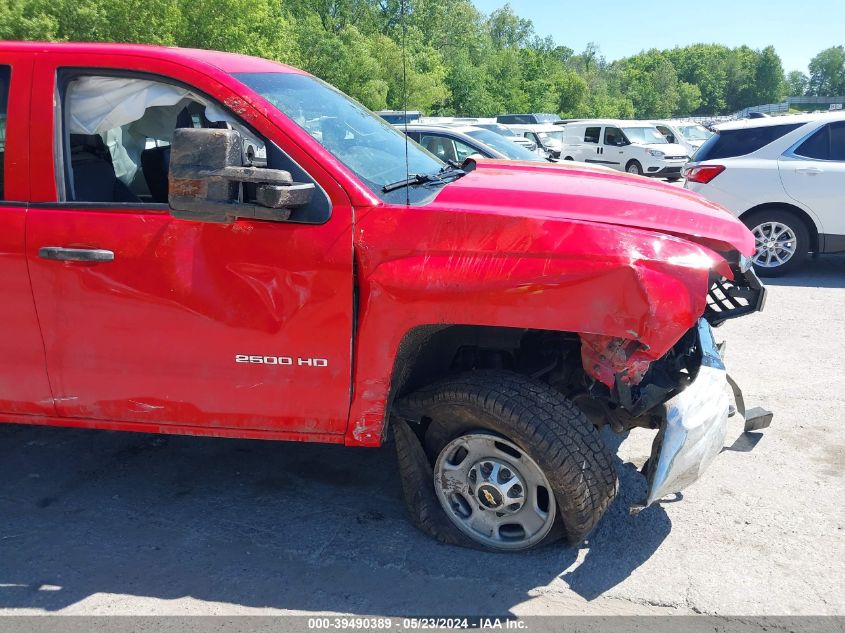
[[472, 0, 841, 74]]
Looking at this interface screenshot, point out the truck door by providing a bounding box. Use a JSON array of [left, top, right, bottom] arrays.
[[0, 56, 56, 417], [25, 56, 354, 437]]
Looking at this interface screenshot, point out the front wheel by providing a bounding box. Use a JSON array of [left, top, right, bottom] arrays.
[[626, 160, 643, 175], [742, 208, 810, 277], [395, 371, 618, 551]]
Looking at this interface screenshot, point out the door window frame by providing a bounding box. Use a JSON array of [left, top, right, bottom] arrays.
[[785, 121, 845, 163], [603, 126, 625, 147], [583, 126, 601, 144], [50, 67, 331, 224], [0, 65, 10, 201]]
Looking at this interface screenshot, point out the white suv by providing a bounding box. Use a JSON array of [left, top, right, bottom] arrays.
[[562, 120, 690, 180], [684, 113, 845, 276]]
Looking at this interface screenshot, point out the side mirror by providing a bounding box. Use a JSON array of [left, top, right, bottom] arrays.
[[168, 128, 314, 223]]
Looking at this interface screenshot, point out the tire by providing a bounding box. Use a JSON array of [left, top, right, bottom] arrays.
[[666, 176, 681, 182], [626, 160, 643, 175], [742, 208, 810, 277], [394, 371, 618, 551], [564, 156, 574, 161]]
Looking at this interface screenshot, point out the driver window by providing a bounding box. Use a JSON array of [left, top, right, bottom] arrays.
[[604, 127, 624, 146], [61, 75, 268, 205], [452, 138, 479, 162], [420, 135, 458, 162], [656, 126, 676, 143]]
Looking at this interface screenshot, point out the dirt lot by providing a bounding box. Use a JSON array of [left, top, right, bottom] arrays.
[[1, 256, 843, 617]]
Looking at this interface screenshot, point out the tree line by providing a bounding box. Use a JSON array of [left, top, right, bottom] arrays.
[[1, 0, 843, 118]]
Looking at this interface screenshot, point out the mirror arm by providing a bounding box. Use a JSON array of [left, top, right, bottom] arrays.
[[169, 197, 297, 223], [176, 165, 295, 186]]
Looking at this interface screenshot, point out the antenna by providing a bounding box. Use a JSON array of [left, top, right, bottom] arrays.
[[400, 0, 410, 207]]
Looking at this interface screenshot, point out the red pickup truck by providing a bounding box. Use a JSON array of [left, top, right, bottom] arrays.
[[0, 42, 770, 551]]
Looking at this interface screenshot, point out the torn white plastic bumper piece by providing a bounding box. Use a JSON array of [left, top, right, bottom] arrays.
[[644, 318, 730, 507]]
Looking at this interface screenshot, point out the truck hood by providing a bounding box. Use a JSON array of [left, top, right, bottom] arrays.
[[428, 158, 754, 257]]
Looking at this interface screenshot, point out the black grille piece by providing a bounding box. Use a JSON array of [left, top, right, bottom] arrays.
[[704, 266, 767, 326]]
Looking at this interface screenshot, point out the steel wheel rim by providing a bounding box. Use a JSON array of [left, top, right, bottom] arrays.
[[433, 432, 556, 550], [627, 164, 640, 174], [751, 221, 797, 268]]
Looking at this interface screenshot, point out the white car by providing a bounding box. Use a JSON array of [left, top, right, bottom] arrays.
[[651, 120, 713, 156], [684, 113, 845, 275], [561, 120, 690, 179], [503, 123, 565, 158]]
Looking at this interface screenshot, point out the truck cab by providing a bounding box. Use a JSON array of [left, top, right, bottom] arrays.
[[0, 42, 769, 552]]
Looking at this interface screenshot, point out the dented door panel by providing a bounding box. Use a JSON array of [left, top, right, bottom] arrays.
[[24, 53, 355, 435]]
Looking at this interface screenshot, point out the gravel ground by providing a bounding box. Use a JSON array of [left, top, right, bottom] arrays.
[[0, 256, 843, 617]]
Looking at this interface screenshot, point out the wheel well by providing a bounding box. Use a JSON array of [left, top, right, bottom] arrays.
[[564, 156, 574, 161], [625, 159, 641, 169], [386, 325, 583, 417], [740, 203, 820, 252]]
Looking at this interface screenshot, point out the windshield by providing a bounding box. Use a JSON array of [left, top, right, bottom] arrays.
[[536, 130, 564, 149], [476, 123, 518, 137], [678, 124, 713, 141], [465, 129, 545, 161], [621, 126, 668, 145], [235, 73, 443, 198]]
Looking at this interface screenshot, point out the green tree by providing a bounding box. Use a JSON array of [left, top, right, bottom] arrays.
[[177, 0, 295, 61], [667, 44, 730, 114], [614, 49, 680, 118], [487, 3, 532, 50], [677, 82, 702, 116], [754, 46, 786, 103], [0, 0, 59, 39], [786, 70, 809, 97], [808, 46, 845, 96]]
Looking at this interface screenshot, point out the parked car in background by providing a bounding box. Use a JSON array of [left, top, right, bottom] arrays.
[[684, 113, 845, 275], [505, 123, 565, 158], [496, 113, 561, 125], [401, 124, 549, 162], [651, 120, 713, 155], [377, 110, 421, 125], [562, 120, 690, 179], [470, 121, 539, 152]]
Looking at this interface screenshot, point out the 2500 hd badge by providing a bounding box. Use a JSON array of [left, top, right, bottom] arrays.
[[235, 355, 329, 367]]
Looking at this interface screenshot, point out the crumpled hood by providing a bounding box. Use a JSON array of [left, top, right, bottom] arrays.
[[428, 159, 754, 257]]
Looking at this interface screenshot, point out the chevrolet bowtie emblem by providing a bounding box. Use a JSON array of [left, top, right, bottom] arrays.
[[483, 489, 496, 505]]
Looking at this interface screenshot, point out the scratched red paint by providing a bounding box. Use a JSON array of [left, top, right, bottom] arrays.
[[0, 42, 756, 448]]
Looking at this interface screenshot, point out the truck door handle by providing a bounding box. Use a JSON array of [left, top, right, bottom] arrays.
[[38, 247, 115, 262], [796, 167, 823, 175]]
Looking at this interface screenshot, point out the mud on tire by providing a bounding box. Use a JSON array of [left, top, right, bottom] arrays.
[[393, 371, 618, 550]]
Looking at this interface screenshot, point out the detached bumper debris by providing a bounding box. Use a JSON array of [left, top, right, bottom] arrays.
[[638, 319, 772, 509]]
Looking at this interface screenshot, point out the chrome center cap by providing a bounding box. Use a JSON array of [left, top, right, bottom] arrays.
[[477, 484, 504, 509], [468, 459, 526, 515]]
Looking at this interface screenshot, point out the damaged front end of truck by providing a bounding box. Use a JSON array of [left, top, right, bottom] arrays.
[[579, 260, 772, 509]]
